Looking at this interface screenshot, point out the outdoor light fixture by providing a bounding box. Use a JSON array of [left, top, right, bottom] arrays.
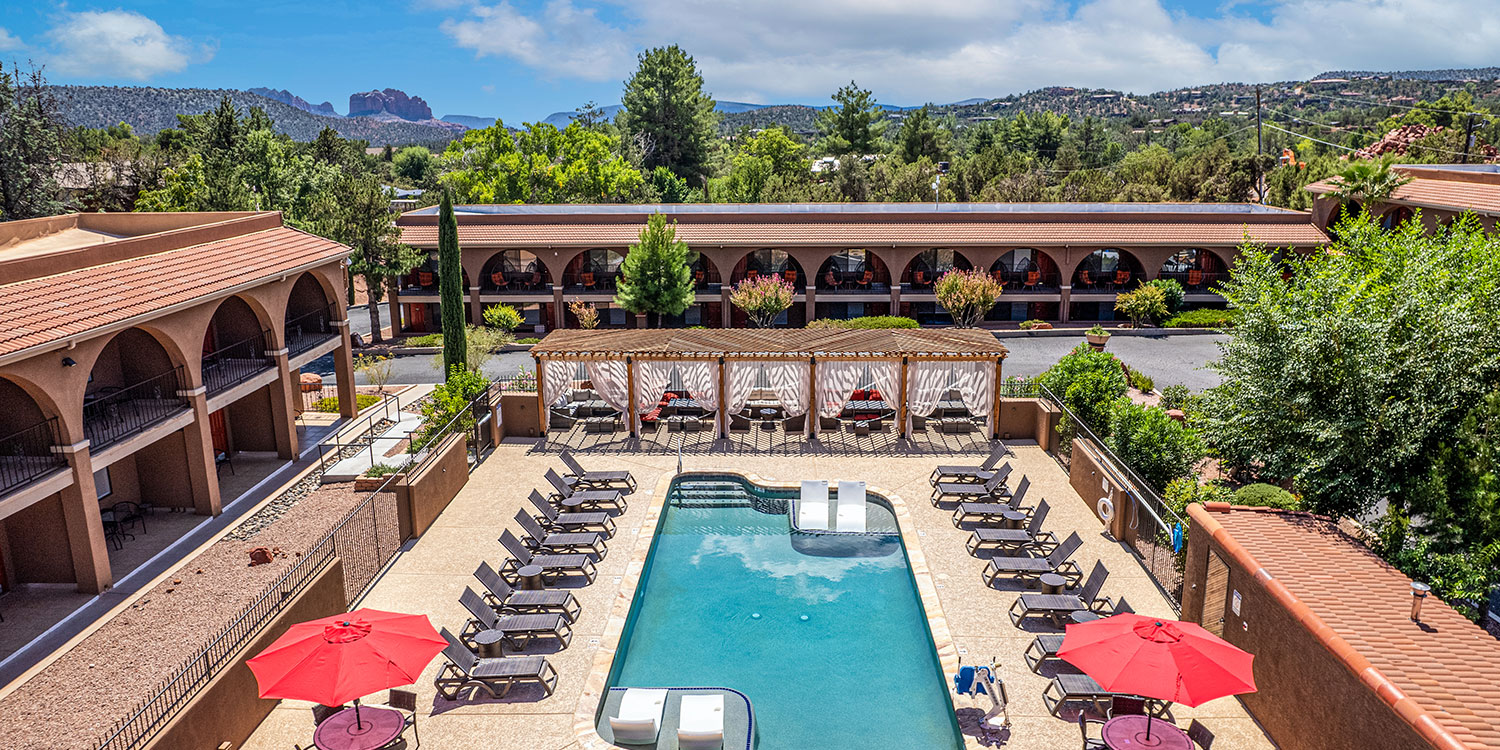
[[1410, 581, 1431, 622], [61, 357, 76, 367]]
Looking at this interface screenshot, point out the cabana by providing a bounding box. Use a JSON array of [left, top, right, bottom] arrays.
[[531, 329, 1008, 441]]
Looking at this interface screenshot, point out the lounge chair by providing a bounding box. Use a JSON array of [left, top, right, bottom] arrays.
[[499, 529, 598, 585], [836, 480, 866, 533], [952, 477, 1035, 527], [474, 561, 580, 622], [1080, 713, 1108, 750], [678, 694, 725, 750], [459, 586, 573, 650], [559, 451, 637, 493], [610, 688, 668, 745], [529, 490, 616, 537], [964, 497, 1056, 555], [514, 510, 606, 560], [1020, 599, 1135, 672], [931, 465, 1012, 506], [981, 532, 1083, 587], [797, 480, 830, 531], [434, 628, 557, 700], [1042, 672, 1113, 717], [546, 468, 626, 514], [929, 444, 1013, 485], [1008, 561, 1111, 627]]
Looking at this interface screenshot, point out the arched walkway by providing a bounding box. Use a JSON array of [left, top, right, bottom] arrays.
[[481, 250, 552, 292], [0, 376, 65, 495], [817, 249, 890, 292], [83, 327, 189, 450], [284, 273, 339, 356], [732, 249, 804, 288], [1072, 249, 1146, 291], [990, 249, 1061, 291], [203, 296, 275, 395], [691, 255, 722, 290], [1380, 206, 1415, 231], [903, 249, 971, 290], [1158, 249, 1228, 291], [564, 249, 626, 291]]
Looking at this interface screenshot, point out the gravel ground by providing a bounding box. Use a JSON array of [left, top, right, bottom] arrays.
[[0, 428, 395, 750]]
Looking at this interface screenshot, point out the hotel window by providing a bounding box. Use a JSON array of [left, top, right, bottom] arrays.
[[94, 467, 112, 500]]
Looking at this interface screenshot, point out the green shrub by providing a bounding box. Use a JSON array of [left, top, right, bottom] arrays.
[[311, 394, 380, 413], [1108, 401, 1205, 491], [1374, 512, 1500, 622], [1039, 344, 1125, 407], [404, 333, 443, 347], [411, 368, 490, 453], [363, 463, 404, 478], [1115, 285, 1168, 328], [1164, 477, 1233, 518], [1232, 482, 1299, 510], [1145, 278, 1185, 315], [1019, 319, 1047, 330], [482, 303, 525, 332], [516, 336, 541, 344], [1165, 308, 1236, 328], [1127, 369, 1155, 394], [1064, 371, 1125, 434], [1159, 384, 1191, 411], [806, 315, 920, 329]]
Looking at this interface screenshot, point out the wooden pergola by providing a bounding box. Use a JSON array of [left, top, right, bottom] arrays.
[[531, 328, 1009, 439]]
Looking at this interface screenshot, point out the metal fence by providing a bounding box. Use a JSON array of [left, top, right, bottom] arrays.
[[1033, 383, 1187, 614], [0, 417, 67, 496], [92, 381, 500, 750], [285, 305, 338, 358], [83, 367, 190, 451], [202, 330, 274, 395]]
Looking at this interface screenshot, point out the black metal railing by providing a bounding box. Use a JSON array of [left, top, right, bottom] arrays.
[[284, 306, 338, 358], [202, 330, 274, 395], [1156, 270, 1226, 293], [563, 272, 620, 291], [994, 270, 1062, 291], [83, 368, 190, 451], [0, 417, 67, 496]]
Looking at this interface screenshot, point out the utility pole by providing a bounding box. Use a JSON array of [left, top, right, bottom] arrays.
[[1255, 86, 1265, 203], [1461, 113, 1477, 164]]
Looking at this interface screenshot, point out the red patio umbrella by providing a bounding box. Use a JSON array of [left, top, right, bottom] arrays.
[[1058, 614, 1256, 739], [247, 608, 445, 728]]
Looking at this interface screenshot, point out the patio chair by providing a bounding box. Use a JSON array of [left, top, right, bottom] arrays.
[[112, 501, 147, 535], [610, 688, 668, 745], [1022, 633, 1067, 673], [1187, 269, 1203, 289], [993, 269, 1007, 287], [499, 530, 598, 585], [545, 468, 626, 514], [1114, 269, 1131, 288], [1025, 270, 1040, 290], [529, 490, 616, 537], [490, 271, 509, 291], [376, 689, 420, 749], [784, 269, 798, 287], [1008, 561, 1111, 627], [694, 270, 706, 288], [435, 627, 557, 700], [1079, 713, 1108, 749], [460, 586, 573, 650], [514, 510, 606, 559], [981, 532, 1083, 588], [949, 476, 1032, 523], [582, 272, 597, 291], [418, 271, 435, 288], [1186, 719, 1215, 749], [474, 561, 581, 622], [823, 269, 838, 289], [1042, 672, 1113, 717], [1078, 269, 1093, 289], [913, 270, 928, 288], [929, 444, 1013, 485], [559, 451, 637, 493], [678, 694, 725, 750], [930, 465, 1013, 506], [858, 270, 873, 289], [965, 498, 1056, 555]]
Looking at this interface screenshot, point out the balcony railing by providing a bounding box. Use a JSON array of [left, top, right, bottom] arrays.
[[995, 270, 1062, 292], [84, 368, 190, 451], [203, 330, 274, 395], [0, 417, 67, 496], [563, 273, 620, 292], [1156, 270, 1225, 292], [285, 306, 338, 358], [483, 272, 550, 293]]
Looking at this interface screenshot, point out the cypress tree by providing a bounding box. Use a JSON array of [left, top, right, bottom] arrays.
[[438, 188, 467, 376]]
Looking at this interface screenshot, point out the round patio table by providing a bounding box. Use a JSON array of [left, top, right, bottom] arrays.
[[1101, 715, 1191, 749], [1039, 573, 1067, 595], [1071, 610, 1101, 624], [516, 564, 546, 591], [1001, 509, 1027, 529], [473, 628, 505, 658], [561, 495, 585, 510], [312, 705, 404, 750], [759, 408, 778, 428]]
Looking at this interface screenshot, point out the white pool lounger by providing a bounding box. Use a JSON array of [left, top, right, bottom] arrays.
[[609, 688, 668, 745], [678, 693, 725, 749], [836, 480, 867, 532], [798, 480, 831, 531]]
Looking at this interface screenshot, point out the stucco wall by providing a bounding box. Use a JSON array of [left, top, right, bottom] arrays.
[[1, 493, 75, 584], [500, 392, 541, 438], [394, 433, 470, 539], [227, 385, 278, 453], [1067, 437, 1136, 544], [142, 557, 347, 750]]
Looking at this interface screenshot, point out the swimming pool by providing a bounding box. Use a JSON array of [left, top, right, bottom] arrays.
[[603, 473, 963, 749]]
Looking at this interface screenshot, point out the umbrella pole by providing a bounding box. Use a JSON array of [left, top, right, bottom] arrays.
[[354, 698, 363, 730]]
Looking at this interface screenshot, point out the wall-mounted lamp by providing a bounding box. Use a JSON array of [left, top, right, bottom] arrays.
[[61, 357, 77, 367]]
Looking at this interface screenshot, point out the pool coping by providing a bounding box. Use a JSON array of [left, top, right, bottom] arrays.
[[570, 469, 964, 749]]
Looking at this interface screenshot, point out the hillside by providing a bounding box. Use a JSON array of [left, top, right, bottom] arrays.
[[51, 86, 460, 145]]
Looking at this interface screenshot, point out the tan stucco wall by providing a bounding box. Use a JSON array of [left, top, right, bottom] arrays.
[[0, 493, 75, 584], [394, 433, 470, 539], [500, 392, 541, 438]]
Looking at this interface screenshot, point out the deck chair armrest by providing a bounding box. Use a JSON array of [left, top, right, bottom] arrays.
[[1089, 596, 1116, 614]]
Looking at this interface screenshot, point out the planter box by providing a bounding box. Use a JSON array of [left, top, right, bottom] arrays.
[[353, 473, 404, 491]]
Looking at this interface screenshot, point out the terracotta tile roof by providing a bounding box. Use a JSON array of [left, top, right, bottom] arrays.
[[0, 226, 349, 359], [1191, 503, 1500, 750], [1306, 176, 1500, 216], [531, 328, 1008, 359], [398, 221, 1327, 249]]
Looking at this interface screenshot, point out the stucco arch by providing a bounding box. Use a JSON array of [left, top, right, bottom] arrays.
[[1070, 248, 1147, 289], [902, 248, 973, 286], [991, 248, 1063, 288], [478, 250, 552, 290], [205, 293, 277, 351]]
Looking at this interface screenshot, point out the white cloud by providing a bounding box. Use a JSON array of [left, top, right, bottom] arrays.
[[47, 10, 208, 80], [0, 27, 22, 52], [440, 0, 1500, 103]]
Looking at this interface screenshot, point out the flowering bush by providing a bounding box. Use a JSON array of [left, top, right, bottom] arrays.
[[730, 274, 796, 327], [933, 269, 1004, 327], [567, 299, 599, 329]]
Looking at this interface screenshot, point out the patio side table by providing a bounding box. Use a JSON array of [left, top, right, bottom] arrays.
[[1039, 573, 1066, 595], [517, 564, 545, 591], [473, 628, 505, 658], [1071, 610, 1101, 624], [1001, 509, 1027, 529]]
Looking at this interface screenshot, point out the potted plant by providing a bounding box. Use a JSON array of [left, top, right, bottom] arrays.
[[1086, 324, 1112, 350]]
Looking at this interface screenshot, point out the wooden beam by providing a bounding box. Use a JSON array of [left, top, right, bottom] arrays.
[[534, 354, 546, 436], [717, 357, 728, 438], [898, 356, 910, 440], [991, 356, 1004, 440], [808, 356, 818, 439], [625, 356, 637, 438]]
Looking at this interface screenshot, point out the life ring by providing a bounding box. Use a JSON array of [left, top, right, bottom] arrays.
[[1097, 496, 1115, 523]]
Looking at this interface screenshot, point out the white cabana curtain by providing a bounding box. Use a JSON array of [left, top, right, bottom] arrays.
[[725, 361, 761, 419], [952, 360, 997, 434], [905, 361, 953, 434], [768, 360, 812, 436], [632, 361, 674, 433], [866, 361, 901, 410], [816, 361, 865, 419], [679, 360, 720, 432], [585, 360, 631, 427], [540, 360, 576, 430]]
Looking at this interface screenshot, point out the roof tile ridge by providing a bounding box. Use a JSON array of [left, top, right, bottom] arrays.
[[1186, 503, 1468, 750]]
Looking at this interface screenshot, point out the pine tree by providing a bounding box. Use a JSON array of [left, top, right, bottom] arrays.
[[816, 81, 883, 155], [614, 214, 695, 326], [438, 189, 468, 375], [618, 46, 718, 181]]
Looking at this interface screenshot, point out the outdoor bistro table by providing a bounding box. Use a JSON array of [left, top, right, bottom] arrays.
[[1101, 715, 1192, 750], [844, 400, 889, 412], [312, 705, 404, 750], [560, 494, 586, 510], [473, 629, 505, 658], [1001, 509, 1028, 529], [759, 408, 779, 428], [1071, 610, 1101, 624], [667, 399, 703, 414], [516, 564, 545, 591], [1039, 573, 1067, 595]]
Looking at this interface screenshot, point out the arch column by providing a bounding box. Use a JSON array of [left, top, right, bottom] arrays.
[[178, 379, 223, 516], [469, 286, 484, 326], [332, 319, 358, 419], [805, 282, 816, 323], [552, 285, 566, 329], [53, 439, 112, 594]]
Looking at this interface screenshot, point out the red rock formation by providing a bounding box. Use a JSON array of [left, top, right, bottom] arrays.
[[348, 88, 433, 121]]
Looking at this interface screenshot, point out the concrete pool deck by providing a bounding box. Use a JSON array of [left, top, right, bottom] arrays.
[[242, 442, 1275, 750]]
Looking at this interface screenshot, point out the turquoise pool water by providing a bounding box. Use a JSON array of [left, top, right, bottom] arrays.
[[605, 474, 963, 749]]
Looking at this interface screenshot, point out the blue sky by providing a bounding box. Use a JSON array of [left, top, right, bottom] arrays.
[[1, 1, 1495, 124]]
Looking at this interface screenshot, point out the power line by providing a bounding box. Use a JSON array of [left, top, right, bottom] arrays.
[[1037, 123, 1260, 174], [1300, 90, 1483, 117], [1262, 119, 1484, 160], [1263, 108, 1377, 133]]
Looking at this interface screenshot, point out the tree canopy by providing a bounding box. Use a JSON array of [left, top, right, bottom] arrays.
[[618, 45, 718, 182], [614, 214, 696, 324], [816, 81, 884, 155]]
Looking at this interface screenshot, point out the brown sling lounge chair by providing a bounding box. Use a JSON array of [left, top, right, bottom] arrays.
[[435, 627, 557, 700]]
